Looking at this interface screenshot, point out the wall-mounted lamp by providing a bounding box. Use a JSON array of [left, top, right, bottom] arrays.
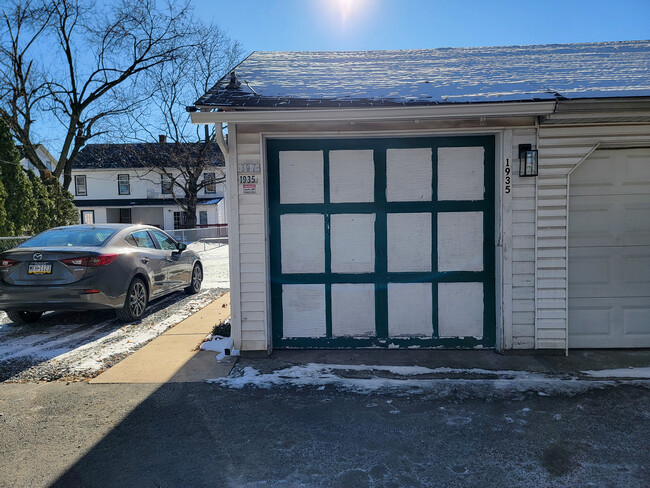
[[519, 144, 538, 177]]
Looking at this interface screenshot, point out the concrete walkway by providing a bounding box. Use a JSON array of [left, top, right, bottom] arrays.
[[90, 292, 235, 384]]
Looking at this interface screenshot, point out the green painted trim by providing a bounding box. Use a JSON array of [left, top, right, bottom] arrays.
[[323, 150, 332, 338], [373, 147, 388, 338], [268, 136, 496, 349]]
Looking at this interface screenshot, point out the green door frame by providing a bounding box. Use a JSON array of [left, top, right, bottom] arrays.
[[268, 135, 496, 349]]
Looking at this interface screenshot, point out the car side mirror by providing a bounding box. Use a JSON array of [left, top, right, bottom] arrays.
[[176, 242, 187, 252]]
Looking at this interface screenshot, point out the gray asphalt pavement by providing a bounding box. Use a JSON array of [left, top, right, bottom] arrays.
[[1, 378, 648, 487]]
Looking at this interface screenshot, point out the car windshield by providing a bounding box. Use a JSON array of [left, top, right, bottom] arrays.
[[19, 228, 116, 248]]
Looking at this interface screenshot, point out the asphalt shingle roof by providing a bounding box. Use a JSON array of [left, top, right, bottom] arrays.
[[72, 143, 224, 170], [195, 41, 650, 109]]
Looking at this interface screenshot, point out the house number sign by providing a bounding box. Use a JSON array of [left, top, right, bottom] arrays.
[[238, 162, 260, 194], [239, 174, 257, 184], [504, 158, 511, 194]]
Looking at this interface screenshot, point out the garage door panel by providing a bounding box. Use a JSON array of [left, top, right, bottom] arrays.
[[387, 213, 432, 272], [280, 214, 325, 274], [438, 212, 484, 272], [621, 250, 650, 287], [330, 214, 375, 274], [569, 147, 650, 348], [282, 284, 326, 338], [568, 250, 611, 286], [569, 298, 650, 347], [279, 151, 324, 204], [438, 146, 485, 201], [386, 148, 432, 202], [570, 150, 650, 196], [331, 284, 376, 337], [439, 282, 484, 338], [570, 195, 650, 247], [329, 150, 375, 203], [623, 305, 650, 335], [569, 302, 614, 336], [388, 283, 433, 337]]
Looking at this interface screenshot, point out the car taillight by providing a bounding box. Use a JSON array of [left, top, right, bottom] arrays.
[[0, 258, 18, 268], [61, 254, 119, 267]]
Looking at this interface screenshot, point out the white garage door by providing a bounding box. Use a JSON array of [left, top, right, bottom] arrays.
[[268, 136, 496, 349], [568, 148, 650, 348]]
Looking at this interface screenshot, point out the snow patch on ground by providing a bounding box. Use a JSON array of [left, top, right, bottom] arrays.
[[581, 367, 650, 379], [195, 244, 229, 289], [209, 363, 650, 396]]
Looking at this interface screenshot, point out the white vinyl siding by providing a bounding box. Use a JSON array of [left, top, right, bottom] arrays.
[[235, 129, 268, 351], [510, 129, 537, 349]]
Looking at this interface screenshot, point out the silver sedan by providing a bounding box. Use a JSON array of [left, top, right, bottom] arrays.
[[0, 224, 203, 324]]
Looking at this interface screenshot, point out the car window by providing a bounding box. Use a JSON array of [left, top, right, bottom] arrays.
[[19, 228, 116, 247], [150, 230, 178, 251], [126, 231, 156, 249]]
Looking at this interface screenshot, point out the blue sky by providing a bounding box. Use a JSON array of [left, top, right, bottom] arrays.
[[195, 0, 650, 53]]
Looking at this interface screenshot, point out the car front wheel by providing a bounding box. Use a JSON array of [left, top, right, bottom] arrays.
[[117, 278, 148, 322], [185, 263, 202, 295], [6, 310, 43, 325]]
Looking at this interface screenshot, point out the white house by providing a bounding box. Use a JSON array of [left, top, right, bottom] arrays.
[[17, 144, 57, 174], [190, 40, 650, 355], [72, 142, 226, 231]]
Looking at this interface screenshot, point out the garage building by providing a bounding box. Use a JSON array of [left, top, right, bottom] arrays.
[[190, 40, 650, 355]]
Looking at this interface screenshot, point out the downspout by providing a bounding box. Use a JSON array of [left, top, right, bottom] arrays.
[[215, 123, 229, 156]]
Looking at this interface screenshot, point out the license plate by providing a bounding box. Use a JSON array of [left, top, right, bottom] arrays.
[[28, 262, 52, 274]]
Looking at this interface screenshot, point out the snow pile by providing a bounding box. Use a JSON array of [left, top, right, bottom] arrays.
[[208, 363, 648, 396], [200, 335, 240, 362]]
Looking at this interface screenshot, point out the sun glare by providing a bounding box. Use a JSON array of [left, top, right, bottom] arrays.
[[332, 0, 363, 23]]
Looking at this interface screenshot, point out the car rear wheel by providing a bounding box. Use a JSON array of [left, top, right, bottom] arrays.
[[116, 278, 148, 322], [6, 310, 43, 325], [185, 263, 202, 295]]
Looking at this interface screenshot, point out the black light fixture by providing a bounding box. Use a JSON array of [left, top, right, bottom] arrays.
[[519, 144, 538, 177]]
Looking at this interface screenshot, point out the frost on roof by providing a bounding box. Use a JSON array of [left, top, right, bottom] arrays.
[[195, 41, 650, 108]]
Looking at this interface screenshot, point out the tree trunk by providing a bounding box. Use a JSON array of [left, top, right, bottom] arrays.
[[184, 195, 197, 229]]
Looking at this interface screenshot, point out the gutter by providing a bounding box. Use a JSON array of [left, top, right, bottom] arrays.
[[189, 101, 558, 125]]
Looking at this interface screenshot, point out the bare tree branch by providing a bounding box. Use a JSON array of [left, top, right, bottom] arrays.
[[0, 0, 200, 189]]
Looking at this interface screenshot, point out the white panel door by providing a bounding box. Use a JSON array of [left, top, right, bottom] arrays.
[[569, 148, 650, 348]]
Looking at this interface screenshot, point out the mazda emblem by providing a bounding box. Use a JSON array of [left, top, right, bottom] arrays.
[[33, 253, 42, 261]]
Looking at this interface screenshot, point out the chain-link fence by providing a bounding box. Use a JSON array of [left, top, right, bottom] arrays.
[[168, 225, 228, 251], [0, 236, 31, 252]]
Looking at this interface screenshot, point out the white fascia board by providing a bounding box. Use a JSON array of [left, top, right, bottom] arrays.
[[190, 102, 557, 125]]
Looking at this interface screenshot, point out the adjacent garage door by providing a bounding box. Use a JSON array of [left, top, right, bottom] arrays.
[[569, 148, 650, 348], [268, 136, 495, 349]]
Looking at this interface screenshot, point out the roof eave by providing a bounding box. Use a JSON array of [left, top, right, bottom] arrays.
[[190, 100, 558, 125]]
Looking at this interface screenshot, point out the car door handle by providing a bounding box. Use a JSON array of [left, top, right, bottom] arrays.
[[140, 258, 149, 264], [166, 258, 174, 263]]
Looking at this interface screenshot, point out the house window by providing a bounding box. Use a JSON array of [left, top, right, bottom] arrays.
[[199, 210, 208, 226], [119, 208, 132, 224], [80, 210, 94, 224], [204, 172, 216, 194], [173, 211, 185, 230], [118, 174, 130, 195], [161, 175, 173, 194], [75, 175, 87, 196]]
